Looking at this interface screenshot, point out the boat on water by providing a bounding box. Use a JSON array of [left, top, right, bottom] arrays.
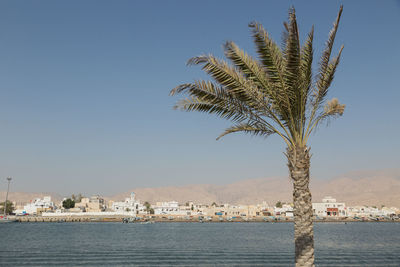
[[0, 217, 16, 223], [139, 221, 155, 224]]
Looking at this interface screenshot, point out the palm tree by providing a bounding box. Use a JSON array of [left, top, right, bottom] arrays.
[[144, 201, 151, 214], [170, 6, 345, 266]]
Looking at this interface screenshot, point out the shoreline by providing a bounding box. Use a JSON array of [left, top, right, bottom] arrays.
[[8, 215, 400, 223]]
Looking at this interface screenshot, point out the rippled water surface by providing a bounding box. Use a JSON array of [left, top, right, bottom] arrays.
[[1, 222, 399, 266]]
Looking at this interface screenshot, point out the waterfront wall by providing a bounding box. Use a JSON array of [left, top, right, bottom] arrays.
[[42, 211, 135, 217]]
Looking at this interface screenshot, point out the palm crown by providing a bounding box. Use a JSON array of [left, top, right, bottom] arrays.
[[170, 6, 345, 149]]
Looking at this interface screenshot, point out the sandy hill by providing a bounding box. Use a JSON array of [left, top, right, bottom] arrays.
[[111, 169, 400, 207], [2, 169, 399, 207]]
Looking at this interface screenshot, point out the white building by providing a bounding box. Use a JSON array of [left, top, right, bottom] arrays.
[[111, 192, 145, 214], [274, 204, 294, 217], [346, 206, 398, 218], [381, 207, 398, 216], [154, 201, 187, 215], [17, 196, 55, 215], [346, 206, 378, 217], [312, 196, 346, 217], [200, 202, 271, 217]]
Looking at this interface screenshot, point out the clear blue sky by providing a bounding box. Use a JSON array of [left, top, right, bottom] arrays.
[[1, 0, 399, 196]]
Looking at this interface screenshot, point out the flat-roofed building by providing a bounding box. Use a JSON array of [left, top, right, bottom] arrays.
[[312, 196, 346, 217], [16, 196, 55, 215], [111, 192, 145, 214], [154, 201, 187, 215], [274, 204, 294, 217], [75, 195, 106, 212], [202, 203, 269, 218]]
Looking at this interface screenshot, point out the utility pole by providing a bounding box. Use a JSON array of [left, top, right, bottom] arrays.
[[3, 177, 12, 217]]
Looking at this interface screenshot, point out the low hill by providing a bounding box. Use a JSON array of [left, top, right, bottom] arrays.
[[111, 169, 400, 207], [2, 169, 399, 207]]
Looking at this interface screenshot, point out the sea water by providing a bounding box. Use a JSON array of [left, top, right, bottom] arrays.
[[0, 222, 399, 266]]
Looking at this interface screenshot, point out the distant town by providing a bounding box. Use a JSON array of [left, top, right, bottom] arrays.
[[2, 193, 399, 222]]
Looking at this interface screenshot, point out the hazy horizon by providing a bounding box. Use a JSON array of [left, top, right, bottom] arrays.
[[1, 0, 400, 195]]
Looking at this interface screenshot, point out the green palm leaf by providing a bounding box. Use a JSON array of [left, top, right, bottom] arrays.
[[172, 6, 345, 148], [223, 41, 270, 91], [217, 122, 275, 140]]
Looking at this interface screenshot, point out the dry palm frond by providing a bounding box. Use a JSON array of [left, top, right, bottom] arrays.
[[307, 98, 345, 132], [323, 98, 345, 116]]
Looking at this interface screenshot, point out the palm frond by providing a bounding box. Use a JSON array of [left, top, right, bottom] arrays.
[[248, 22, 286, 87], [300, 26, 314, 103], [313, 45, 344, 111], [299, 26, 314, 136], [223, 40, 294, 134], [187, 56, 290, 124], [172, 81, 291, 145], [249, 22, 297, 133], [307, 98, 345, 135], [187, 55, 248, 92], [223, 41, 270, 91], [171, 81, 273, 124], [306, 45, 343, 139], [187, 55, 261, 106], [323, 98, 345, 116], [216, 121, 275, 140], [283, 7, 301, 91], [171, 81, 248, 120], [174, 96, 248, 123], [311, 5, 343, 110], [317, 5, 343, 82], [283, 7, 302, 137]]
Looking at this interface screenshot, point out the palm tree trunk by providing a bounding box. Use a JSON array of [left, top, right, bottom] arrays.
[[287, 146, 315, 267]]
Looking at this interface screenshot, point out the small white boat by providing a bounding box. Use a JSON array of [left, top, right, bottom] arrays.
[[0, 217, 16, 223], [140, 221, 155, 224]]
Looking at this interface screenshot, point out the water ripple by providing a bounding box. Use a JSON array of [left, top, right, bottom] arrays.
[[0, 222, 399, 266]]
